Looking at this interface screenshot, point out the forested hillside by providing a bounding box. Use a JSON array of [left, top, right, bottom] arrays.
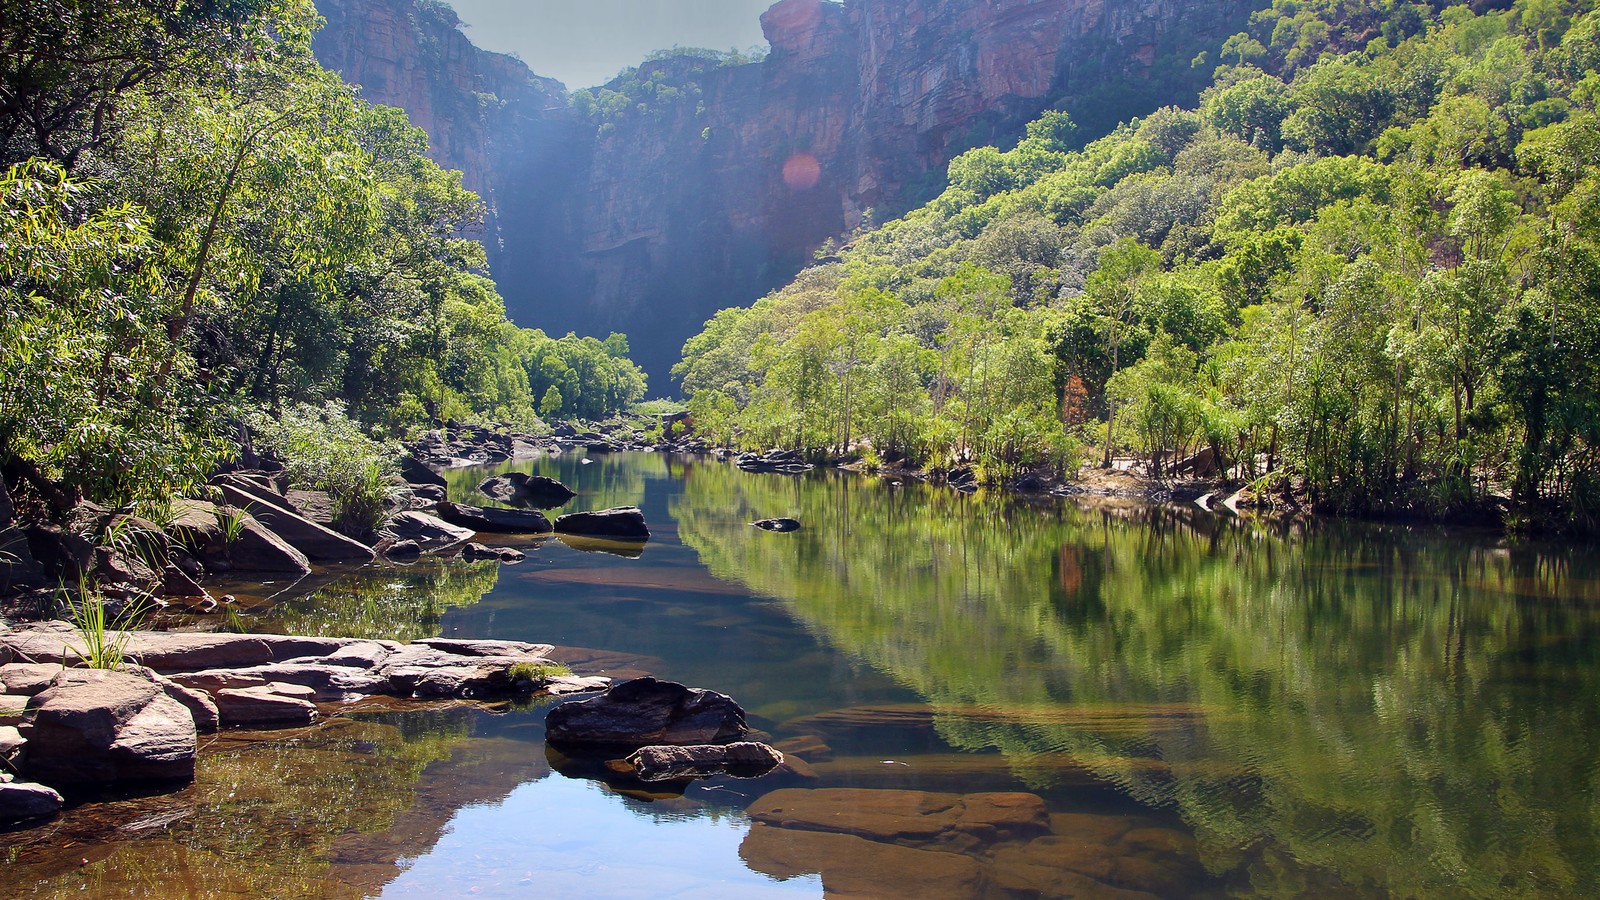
[[0, 1, 644, 514], [676, 0, 1600, 530]]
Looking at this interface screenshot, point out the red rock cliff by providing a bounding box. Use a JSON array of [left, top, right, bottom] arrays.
[[315, 0, 1261, 384]]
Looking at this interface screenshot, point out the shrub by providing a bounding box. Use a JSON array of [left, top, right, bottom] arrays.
[[247, 402, 396, 536]]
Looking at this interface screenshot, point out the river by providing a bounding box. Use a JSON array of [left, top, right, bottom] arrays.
[[6, 451, 1599, 898]]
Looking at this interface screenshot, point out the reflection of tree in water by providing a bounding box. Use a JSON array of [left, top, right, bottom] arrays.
[[8, 708, 548, 898], [673, 463, 1600, 896], [253, 558, 502, 642]]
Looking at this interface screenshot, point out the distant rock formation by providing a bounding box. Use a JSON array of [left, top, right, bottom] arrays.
[[313, 0, 1260, 384]]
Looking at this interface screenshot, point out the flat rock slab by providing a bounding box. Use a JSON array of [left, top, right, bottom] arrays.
[[746, 788, 1050, 853], [554, 507, 650, 540], [0, 781, 64, 822], [0, 663, 70, 696], [215, 686, 318, 727], [0, 624, 360, 673], [21, 669, 197, 786], [176, 663, 388, 703], [545, 676, 747, 750]]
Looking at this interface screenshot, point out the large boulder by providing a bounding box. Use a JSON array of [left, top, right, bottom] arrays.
[[739, 826, 984, 900], [436, 501, 552, 534], [545, 677, 747, 750], [379, 511, 475, 550], [20, 669, 197, 785], [216, 482, 374, 564], [0, 782, 63, 822], [554, 507, 650, 540], [477, 473, 576, 509]]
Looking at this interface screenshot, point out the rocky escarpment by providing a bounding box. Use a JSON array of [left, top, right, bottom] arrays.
[[314, 0, 1261, 384]]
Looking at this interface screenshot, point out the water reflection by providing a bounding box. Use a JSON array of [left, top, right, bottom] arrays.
[[671, 461, 1600, 897], [11, 452, 1598, 898]]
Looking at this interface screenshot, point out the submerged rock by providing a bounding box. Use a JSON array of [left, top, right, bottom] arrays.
[[553, 507, 649, 540], [617, 741, 785, 782], [740, 826, 984, 900], [746, 788, 1050, 853], [545, 676, 747, 750], [20, 669, 197, 786]]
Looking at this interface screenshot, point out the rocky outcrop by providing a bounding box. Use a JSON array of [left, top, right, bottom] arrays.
[[168, 500, 312, 575], [314, 0, 1259, 384], [545, 677, 748, 749]]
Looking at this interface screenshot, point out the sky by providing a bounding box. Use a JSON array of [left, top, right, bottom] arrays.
[[445, 0, 777, 89]]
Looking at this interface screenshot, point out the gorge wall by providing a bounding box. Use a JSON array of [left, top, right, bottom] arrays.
[[313, 0, 1261, 386]]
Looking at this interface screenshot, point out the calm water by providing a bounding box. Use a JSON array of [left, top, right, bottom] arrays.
[[6, 452, 1600, 898]]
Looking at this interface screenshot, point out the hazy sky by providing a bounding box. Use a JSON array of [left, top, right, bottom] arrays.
[[445, 1, 776, 89]]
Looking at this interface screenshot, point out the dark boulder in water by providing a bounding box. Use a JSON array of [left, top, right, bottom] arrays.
[[436, 502, 552, 535], [752, 518, 802, 533], [554, 507, 649, 540], [477, 472, 577, 509], [545, 676, 748, 750]]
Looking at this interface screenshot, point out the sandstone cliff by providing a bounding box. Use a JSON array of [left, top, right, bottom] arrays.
[[314, 0, 1261, 384]]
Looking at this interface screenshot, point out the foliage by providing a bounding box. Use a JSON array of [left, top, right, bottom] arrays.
[[247, 402, 394, 535], [61, 585, 146, 670], [0, 0, 648, 514], [675, 0, 1600, 526]]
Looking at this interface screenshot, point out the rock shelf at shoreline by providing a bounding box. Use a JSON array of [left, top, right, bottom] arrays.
[[0, 622, 610, 824]]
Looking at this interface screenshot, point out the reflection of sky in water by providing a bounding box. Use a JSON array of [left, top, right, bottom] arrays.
[[382, 775, 821, 899]]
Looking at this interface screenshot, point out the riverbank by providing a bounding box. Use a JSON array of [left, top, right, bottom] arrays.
[[0, 623, 614, 823]]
